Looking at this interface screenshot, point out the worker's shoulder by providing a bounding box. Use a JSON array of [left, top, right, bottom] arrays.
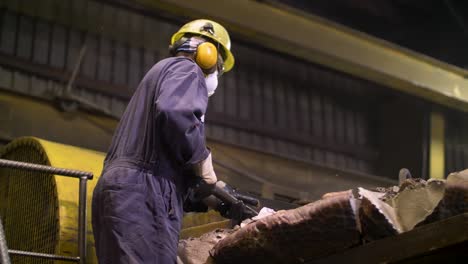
[[157, 56, 201, 75], [142, 57, 203, 84]]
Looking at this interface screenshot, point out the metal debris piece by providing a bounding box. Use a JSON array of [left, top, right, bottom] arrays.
[[358, 188, 400, 241], [417, 170, 468, 226], [178, 229, 232, 264], [398, 168, 412, 186], [181, 173, 468, 263], [390, 179, 445, 231], [211, 190, 360, 264]]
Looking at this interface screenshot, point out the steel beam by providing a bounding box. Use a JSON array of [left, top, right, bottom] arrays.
[[136, 0, 468, 112]]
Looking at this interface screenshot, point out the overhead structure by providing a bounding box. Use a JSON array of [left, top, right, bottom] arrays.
[[137, 0, 468, 112]]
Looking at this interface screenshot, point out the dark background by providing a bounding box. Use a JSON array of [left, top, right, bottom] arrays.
[[276, 0, 468, 68]]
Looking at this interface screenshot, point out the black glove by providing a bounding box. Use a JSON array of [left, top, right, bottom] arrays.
[[218, 200, 258, 223], [184, 179, 259, 224], [183, 178, 214, 213], [210, 181, 259, 224], [215, 182, 259, 207], [183, 196, 209, 213]]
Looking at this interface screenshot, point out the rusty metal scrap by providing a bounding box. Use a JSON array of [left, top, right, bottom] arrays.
[[417, 171, 468, 226], [210, 190, 360, 264], [177, 170, 468, 264], [178, 229, 232, 264]]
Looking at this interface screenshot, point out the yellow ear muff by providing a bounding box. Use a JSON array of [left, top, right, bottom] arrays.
[[196, 42, 218, 70]]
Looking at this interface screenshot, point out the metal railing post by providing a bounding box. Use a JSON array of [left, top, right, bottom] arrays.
[[78, 176, 88, 264], [0, 217, 11, 264], [0, 158, 93, 263]]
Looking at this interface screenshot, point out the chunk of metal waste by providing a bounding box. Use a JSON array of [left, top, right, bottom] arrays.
[[211, 190, 360, 264], [358, 188, 400, 241], [178, 229, 232, 264], [180, 170, 468, 263], [417, 170, 468, 226]]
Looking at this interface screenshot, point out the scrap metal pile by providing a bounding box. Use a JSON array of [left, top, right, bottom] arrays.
[[178, 170, 468, 264]]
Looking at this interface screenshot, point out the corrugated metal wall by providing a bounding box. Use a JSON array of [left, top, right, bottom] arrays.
[[445, 112, 468, 175], [0, 0, 383, 174]]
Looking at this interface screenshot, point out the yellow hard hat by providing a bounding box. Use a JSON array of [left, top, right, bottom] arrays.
[[171, 19, 235, 72]]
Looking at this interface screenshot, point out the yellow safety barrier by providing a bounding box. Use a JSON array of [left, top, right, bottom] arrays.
[[0, 137, 224, 263]]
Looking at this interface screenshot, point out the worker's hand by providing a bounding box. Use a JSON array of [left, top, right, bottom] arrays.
[[183, 196, 209, 213], [220, 201, 258, 223], [188, 179, 215, 201], [183, 178, 216, 213], [184, 179, 210, 212], [215, 181, 259, 207], [193, 153, 217, 184]]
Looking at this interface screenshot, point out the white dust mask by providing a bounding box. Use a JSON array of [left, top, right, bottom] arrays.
[[205, 70, 218, 97]]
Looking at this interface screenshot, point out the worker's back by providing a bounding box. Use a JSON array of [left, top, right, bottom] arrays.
[[104, 56, 206, 174]]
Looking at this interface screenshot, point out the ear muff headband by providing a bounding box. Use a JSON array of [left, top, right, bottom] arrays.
[[169, 36, 219, 70], [168, 36, 188, 56], [195, 42, 218, 70]]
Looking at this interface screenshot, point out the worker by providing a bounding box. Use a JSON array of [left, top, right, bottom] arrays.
[[91, 19, 235, 263]]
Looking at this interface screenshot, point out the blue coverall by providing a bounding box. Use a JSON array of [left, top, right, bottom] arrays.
[[92, 56, 210, 263]]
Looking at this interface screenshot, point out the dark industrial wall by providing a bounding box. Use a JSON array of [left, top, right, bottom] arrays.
[[0, 0, 388, 175], [445, 111, 468, 176], [376, 97, 429, 179]]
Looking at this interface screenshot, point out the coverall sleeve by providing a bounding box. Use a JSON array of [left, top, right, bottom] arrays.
[[155, 67, 210, 167]]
